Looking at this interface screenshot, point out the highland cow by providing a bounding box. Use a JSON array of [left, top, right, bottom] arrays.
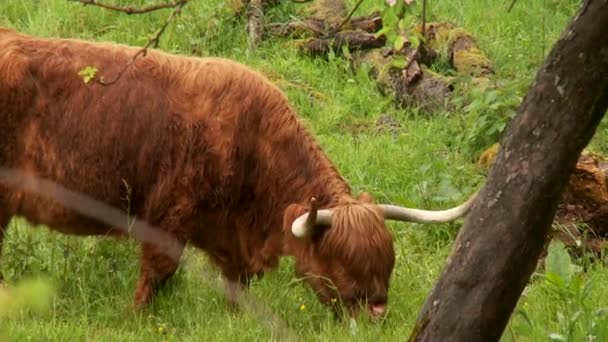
[[0, 28, 476, 319]]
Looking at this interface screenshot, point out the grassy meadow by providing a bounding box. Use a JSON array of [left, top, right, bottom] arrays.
[[1, 0, 608, 340]]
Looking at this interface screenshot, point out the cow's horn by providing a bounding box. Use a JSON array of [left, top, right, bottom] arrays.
[[379, 192, 477, 223], [291, 197, 333, 238]]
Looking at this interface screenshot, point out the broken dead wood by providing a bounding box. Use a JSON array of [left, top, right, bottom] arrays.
[[265, 1, 496, 115], [479, 145, 608, 256], [355, 48, 455, 113], [556, 152, 608, 255], [299, 30, 386, 56], [349, 11, 383, 33], [396, 67, 455, 113], [304, 0, 347, 28], [347, 20, 495, 114], [267, 19, 326, 38], [267, 12, 382, 38]]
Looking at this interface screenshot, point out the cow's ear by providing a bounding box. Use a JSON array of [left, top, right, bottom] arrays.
[[357, 191, 376, 204]]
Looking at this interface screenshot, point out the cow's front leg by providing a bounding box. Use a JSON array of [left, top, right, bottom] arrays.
[[134, 241, 184, 308], [221, 272, 254, 309], [222, 276, 244, 308]]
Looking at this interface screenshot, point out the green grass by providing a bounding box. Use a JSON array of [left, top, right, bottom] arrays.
[[1, 0, 607, 341]]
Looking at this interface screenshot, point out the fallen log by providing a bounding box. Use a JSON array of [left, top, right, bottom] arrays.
[[414, 22, 494, 77], [265, 3, 498, 116], [299, 30, 386, 56], [355, 48, 455, 112], [479, 144, 608, 256], [267, 12, 382, 38]]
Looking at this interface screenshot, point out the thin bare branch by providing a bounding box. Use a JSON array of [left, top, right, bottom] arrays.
[[327, 0, 365, 37], [68, 0, 188, 15], [93, 0, 188, 85], [422, 0, 427, 39], [0, 168, 184, 262]]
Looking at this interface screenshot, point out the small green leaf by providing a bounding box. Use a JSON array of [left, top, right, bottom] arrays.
[[570, 310, 583, 324], [391, 56, 408, 69], [341, 44, 352, 59], [409, 34, 420, 48], [594, 307, 608, 316], [548, 333, 566, 341], [349, 318, 358, 336], [582, 279, 595, 299], [393, 35, 406, 51], [516, 309, 534, 327], [545, 271, 566, 288], [375, 27, 389, 38], [78, 66, 98, 84], [545, 240, 573, 285]]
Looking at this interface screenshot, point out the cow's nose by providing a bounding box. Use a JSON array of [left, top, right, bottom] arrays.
[[369, 303, 387, 319]]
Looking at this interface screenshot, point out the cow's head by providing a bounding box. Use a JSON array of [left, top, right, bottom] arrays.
[[283, 192, 477, 320]]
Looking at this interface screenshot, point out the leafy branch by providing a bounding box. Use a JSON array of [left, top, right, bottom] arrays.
[[70, 0, 189, 86], [68, 0, 188, 15]]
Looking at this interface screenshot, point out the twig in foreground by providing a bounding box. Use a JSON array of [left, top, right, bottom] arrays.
[[327, 0, 366, 37], [94, 0, 188, 85], [69, 0, 188, 15]]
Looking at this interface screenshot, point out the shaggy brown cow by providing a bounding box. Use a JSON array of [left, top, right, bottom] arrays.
[[0, 28, 476, 319]]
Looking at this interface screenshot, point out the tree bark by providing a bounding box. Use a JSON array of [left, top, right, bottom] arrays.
[[408, 1, 608, 341], [247, 0, 264, 49]]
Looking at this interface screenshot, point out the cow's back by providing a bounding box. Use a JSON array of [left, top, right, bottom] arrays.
[[0, 29, 287, 233]]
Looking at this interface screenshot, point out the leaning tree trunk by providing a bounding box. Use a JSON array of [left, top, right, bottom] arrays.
[[408, 1, 608, 341]]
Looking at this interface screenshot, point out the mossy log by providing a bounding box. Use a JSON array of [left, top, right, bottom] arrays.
[[267, 12, 382, 38], [414, 22, 494, 77], [394, 67, 455, 112], [264, 2, 496, 115], [356, 49, 455, 112], [299, 30, 386, 56], [303, 0, 347, 27]]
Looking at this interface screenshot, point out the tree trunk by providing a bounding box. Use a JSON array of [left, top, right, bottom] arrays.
[[247, 0, 264, 49], [408, 1, 608, 341]]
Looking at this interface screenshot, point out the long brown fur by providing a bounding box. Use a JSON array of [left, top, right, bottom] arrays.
[[0, 28, 395, 316]]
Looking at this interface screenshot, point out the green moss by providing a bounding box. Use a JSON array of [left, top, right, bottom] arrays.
[[420, 65, 455, 84], [453, 48, 493, 75], [414, 23, 493, 77], [303, 0, 346, 27], [357, 49, 395, 88]]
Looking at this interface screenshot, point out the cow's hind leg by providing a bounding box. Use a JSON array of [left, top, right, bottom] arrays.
[[0, 212, 10, 284], [134, 241, 185, 307]]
